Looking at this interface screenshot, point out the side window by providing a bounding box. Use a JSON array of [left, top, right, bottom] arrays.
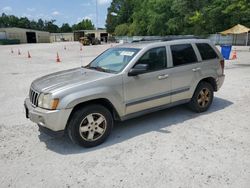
[[196, 43, 218, 60], [171, 44, 197, 66], [136, 47, 167, 71]]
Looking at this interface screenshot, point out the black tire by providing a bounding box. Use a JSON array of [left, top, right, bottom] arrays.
[[189, 82, 214, 113], [67, 104, 113, 147]]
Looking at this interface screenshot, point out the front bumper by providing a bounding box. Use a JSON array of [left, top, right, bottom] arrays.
[[24, 98, 72, 132], [216, 74, 225, 91]]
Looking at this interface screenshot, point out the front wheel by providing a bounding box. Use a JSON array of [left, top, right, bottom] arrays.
[[189, 82, 214, 113], [67, 104, 113, 147]]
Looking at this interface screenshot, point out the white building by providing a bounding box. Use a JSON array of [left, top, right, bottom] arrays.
[[0, 27, 50, 43]]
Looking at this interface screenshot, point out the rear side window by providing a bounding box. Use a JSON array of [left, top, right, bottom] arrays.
[[171, 44, 197, 66], [196, 43, 218, 60]]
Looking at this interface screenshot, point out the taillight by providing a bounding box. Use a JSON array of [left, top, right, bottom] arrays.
[[220, 59, 225, 74]]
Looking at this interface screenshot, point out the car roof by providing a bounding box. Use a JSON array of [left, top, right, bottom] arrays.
[[114, 39, 212, 49]]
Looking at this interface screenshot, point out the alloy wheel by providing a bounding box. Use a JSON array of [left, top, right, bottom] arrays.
[[79, 113, 107, 141], [197, 88, 211, 108]]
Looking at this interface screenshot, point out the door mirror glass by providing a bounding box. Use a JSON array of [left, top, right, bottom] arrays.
[[128, 64, 149, 76]]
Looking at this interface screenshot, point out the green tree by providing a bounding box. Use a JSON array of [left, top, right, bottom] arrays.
[[106, 0, 135, 34], [30, 20, 38, 30], [72, 19, 95, 31], [17, 17, 31, 29], [60, 23, 72, 32], [106, 0, 122, 33], [37, 19, 45, 31], [106, 0, 250, 36], [114, 23, 129, 36], [0, 14, 75, 33], [44, 20, 59, 33], [222, 0, 250, 28]]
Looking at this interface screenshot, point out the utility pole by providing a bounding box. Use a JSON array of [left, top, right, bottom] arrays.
[[96, 0, 98, 30]]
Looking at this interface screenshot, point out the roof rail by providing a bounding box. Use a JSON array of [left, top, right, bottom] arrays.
[[132, 38, 162, 43], [132, 35, 202, 43], [161, 35, 202, 41]]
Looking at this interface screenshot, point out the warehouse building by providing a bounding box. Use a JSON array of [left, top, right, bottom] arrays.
[[0, 27, 50, 43], [50, 33, 74, 42], [50, 30, 109, 43], [0, 27, 109, 44], [74, 29, 109, 42]]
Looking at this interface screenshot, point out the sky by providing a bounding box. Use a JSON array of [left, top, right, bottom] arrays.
[[0, 0, 112, 28]]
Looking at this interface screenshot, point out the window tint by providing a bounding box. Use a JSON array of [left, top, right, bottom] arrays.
[[136, 47, 167, 71], [171, 44, 197, 66], [196, 43, 218, 60]]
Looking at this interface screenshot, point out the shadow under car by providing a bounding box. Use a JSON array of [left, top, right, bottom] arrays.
[[38, 97, 233, 155]]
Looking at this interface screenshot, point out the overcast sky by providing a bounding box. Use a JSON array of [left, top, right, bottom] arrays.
[[0, 0, 112, 27]]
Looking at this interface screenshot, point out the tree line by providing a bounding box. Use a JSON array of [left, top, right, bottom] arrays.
[[106, 0, 250, 36], [0, 13, 95, 33]]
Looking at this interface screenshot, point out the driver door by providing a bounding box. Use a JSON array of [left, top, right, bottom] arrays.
[[123, 47, 172, 115]]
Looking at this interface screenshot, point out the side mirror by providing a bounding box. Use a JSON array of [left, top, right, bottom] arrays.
[[128, 64, 148, 76]]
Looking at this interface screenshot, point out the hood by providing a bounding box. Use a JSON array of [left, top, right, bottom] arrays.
[[31, 67, 110, 93]]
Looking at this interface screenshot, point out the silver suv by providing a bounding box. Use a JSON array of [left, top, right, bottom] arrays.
[[24, 39, 225, 147]]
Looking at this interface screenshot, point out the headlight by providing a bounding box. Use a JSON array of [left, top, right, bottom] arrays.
[[38, 93, 59, 110]]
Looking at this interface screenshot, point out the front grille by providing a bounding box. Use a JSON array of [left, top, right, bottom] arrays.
[[29, 88, 40, 106]]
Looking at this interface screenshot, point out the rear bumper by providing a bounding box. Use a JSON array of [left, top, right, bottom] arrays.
[[24, 98, 72, 132], [216, 74, 225, 91]]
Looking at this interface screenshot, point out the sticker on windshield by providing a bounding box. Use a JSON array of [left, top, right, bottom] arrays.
[[120, 51, 135, 56]]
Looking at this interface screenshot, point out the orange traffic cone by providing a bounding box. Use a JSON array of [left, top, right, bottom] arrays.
[[56, 52, 61, 63], [11, 48, 14, 53], [232, 50, 237, 60], [28, 51, 31, 58], [18, 49, 21, 55]]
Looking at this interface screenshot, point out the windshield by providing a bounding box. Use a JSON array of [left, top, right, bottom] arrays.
[[86, 48, 140, 73]]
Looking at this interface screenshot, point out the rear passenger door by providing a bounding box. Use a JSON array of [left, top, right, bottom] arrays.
[[168, 43, 201, 103]]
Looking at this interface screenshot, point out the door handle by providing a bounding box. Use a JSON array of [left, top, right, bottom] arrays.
[[192, 67, 201, 72], [158, 74, 169, 80]]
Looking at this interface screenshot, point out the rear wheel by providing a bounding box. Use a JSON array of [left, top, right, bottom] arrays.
[[189, 82, 214, 113], [67, 104, 113, 147]]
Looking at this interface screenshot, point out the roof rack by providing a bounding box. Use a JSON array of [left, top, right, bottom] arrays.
[[132, 36, 202, 43]]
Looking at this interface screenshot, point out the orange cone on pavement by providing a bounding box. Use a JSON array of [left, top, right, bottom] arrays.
[[56, 52, 61, 63], [232, 50, 237, 60], [18, 49, 21, 55], [28, 51, 31, 58]]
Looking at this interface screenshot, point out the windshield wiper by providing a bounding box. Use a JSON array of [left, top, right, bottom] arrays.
[[87, 66, 113, 73]]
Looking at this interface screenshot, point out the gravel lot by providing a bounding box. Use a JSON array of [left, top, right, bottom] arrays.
[[0, 42, 250, 188]]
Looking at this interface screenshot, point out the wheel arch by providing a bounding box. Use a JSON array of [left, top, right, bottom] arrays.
[[65, 98, 121, 131], [198, 77, 217, 91]]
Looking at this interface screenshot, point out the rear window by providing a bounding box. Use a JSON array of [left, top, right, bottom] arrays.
[[171, 44, 197, 66], [196, 43, 218, 60]]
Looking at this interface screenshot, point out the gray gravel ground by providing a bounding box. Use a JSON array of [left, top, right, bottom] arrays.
[[0, 42, 250, 188]]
